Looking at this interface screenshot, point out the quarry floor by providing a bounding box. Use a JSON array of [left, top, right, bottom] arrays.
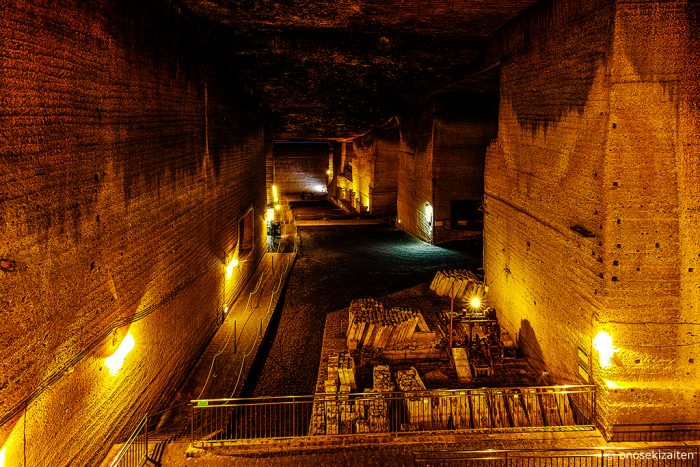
[[147, 201, 700, 465], [246, 222, 482, 397]]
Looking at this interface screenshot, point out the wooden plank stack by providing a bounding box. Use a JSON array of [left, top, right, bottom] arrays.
[[396, 368, 430, 427], [347, 298, 422, 350], [430, 269, 487, 303], [451, 347, 472, 384], [338, 352, 357, 390], [327, 355, 339, 391], [372, 365, 395, 392]]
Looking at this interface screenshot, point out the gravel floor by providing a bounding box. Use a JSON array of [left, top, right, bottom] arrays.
[[246, 224, 481, 396]]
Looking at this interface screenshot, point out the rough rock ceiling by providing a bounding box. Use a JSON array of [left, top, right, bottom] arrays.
[[179, 0, 537, 140]]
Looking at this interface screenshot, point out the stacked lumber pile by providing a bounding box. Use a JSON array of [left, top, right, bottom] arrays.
[[349, 365, 393, 433], [430, 269, 487, 303], [353, 392, 390, 433], [396, 367, 426, 392], [396, 368, 430, 427], [338, 352, 357, 390], [309, 399, 327, 435], [372, 365, 395, 392], [311, 353, 356, 435], [326, 355, 339, 392], [451, 347, 472, 384], [347, 298, 422, 350]]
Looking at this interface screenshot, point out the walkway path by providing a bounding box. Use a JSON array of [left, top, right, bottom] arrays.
[[187, 252, 297, 400]]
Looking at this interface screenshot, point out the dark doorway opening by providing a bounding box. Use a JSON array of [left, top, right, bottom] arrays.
[[450, 200, 483, 230]]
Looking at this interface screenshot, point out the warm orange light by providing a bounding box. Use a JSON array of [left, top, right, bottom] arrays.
[[469, 296, 482, 310], [272, 185, 279, 202], [226, 258, 239, 279], [265, 207, 275, 223], [0, 446, 6, 467], [326, 169, 332, 175], [274, 204, 281, 211], [593, 331, 617, 369], [105, 333, 135, 376], [605, 379, 624, 389]]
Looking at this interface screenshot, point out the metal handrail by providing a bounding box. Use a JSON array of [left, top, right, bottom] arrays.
[[191, 384, 595, 404], [191, 384, 596, 445], [414, 446, 700, 466], [109, 415, 148, 467]]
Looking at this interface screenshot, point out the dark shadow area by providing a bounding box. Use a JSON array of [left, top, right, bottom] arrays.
[[517, 319, 549, 383]]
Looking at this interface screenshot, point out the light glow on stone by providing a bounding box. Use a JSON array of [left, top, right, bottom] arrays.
[[226, 258, 239, 279], [105, 333, 135, 376], [593, 331, 617, 369]]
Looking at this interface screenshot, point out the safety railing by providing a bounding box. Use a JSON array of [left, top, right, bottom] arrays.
[[191, 385, 594, 445], [413, 446, 700, 466], [109, 415, 149, 467]]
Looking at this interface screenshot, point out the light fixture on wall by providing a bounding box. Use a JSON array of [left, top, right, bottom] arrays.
[[226, 257, 239, 280], [105, 333, 135, 376], [424, 202, 433, 227], [593, 330, 617, 369]]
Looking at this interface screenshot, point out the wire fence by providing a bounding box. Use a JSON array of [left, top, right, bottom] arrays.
[[413, 446, 700, 467], [109, 415, 149, 467], [190, 385, 595, 445]]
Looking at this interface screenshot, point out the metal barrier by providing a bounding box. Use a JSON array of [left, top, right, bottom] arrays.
[[191, 385, 595, 445], [607, 422, 700, 442], [109, 415, 149, 467], [413, 446, 700, 466]]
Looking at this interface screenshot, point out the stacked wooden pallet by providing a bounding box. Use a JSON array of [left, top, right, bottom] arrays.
[[327, 355, 339, 390], [451, 347, 472, 384], [309, 399, 327, 435], [338, 352, 357, 390], [372, 365, 395, 392], [396, 367, 426, 392], [347, 298, 422, 350], [396, 368, 429, 427], [430, 269, 487, 303]]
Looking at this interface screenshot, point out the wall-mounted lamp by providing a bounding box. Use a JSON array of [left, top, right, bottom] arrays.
[[593, 331, 617, 369], [226, 258, 239, 280], [105, 333, 135, 376]]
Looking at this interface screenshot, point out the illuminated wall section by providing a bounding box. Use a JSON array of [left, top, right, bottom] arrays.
[[397, 96, 496, 244], [0, 1, 267, 465], [351, 128, 400, 216], [484, 0, 700, 438], [272, 142, 331, 195], [397, 111, 435, 243], [431, 94, 497, 243]]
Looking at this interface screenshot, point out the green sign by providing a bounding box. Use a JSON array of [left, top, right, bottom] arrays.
[[197, 401, 208, 406]]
